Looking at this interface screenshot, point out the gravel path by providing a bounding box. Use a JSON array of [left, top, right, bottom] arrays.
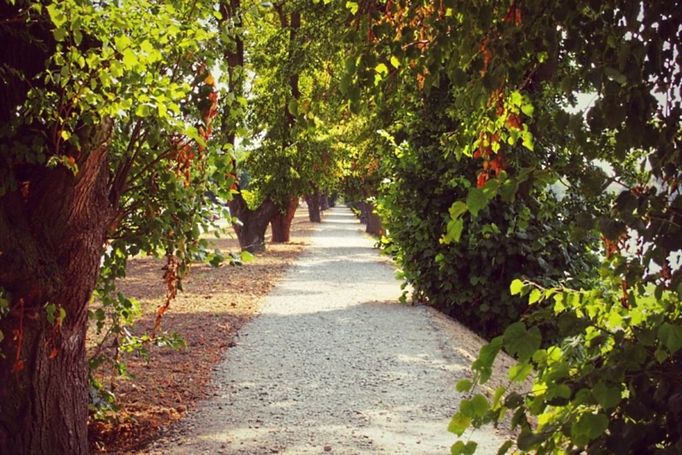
[[158, 206, 507, 454]]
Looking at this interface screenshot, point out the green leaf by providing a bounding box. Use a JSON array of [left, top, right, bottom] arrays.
[[503, 322, 542, 362], [571, 413, 609, 446], [509, 91, 523, 107], [73, 28, 83, 46], [456, 379, 473, 392], [508, 362, 532, 382], [114, 34, 132, 51], [375, 63, 389, 76], [459, 393, 490, 419], [53, 26, 66, 42], [345, 1, 359, 14], [492, 386, 506, 407], [504, 391, 523, 408], [658, 322, 682, 353], [390, 55, 401, 68], [469, 394, 490, 417], [448, 412, 471, 436], [592, 381, 622, 410], [480, 336, 503, 364], [528, 288, 542, 304], [122, 48, 138, 70], [655, 347, 668, 363], [443, 218, 464, 244], [473, 336, 503, 383], [46, 4, 67, 28], [451, 441, 477, 455], [288, 99, 298, 116], [135, 104, 151, 118], [520, 101, 534, 117], [499, 178, 519, 202], [240, 250, 255, 263], [517, 428, 551, 450], [208, 250, 224, 267], [496, 440, 514, 455], [466, 187, 488, 217], [509, 279, 524, 296], [449, 201, 468, 219], [45, 303, 57, 325], [521, 130, 534, 151]]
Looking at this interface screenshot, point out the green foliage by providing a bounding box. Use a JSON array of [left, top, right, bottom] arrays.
[[450, 440, 477, 455], [2, 1, 679, 451], [374, 87, 597, 337], [456, 281, 681, 453], [0, 0, 246, 419], [239, 1, 348, 209], [341, 0, 681, 453]]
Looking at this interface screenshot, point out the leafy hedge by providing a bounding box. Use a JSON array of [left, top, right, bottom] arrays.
[[376, 90, 598, 338]]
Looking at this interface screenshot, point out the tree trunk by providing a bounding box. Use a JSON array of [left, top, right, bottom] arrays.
[[228, 192, 277, 253], [0, 126, 113, 454], [305, 190, 321, 223], [270, 197, 299, 243], [0, 297, 90, 454], [365, 201, 384, 236], [219, 0, 244, 147], [320, 194, 330, 211], [358, 201, 369, 224]]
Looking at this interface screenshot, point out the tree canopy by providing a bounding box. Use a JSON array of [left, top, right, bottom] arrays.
[[0, 0, 680, 453]]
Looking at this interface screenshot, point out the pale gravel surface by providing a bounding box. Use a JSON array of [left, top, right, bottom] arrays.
[[147, 207, 509, 455]]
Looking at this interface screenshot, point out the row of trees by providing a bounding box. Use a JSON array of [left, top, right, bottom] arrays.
[[226, 0, 348, 251], [1, 0, 680, 453], [0, 1, 345, 452]]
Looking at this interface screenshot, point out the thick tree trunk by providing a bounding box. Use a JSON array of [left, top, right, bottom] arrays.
[[0, 126, 113, 454], [365, 201, 384, 236], [270, 197, 299, 243], [305, 190, 322, 223], [228, 192, 277, 253], [0, 297, 90, 454]]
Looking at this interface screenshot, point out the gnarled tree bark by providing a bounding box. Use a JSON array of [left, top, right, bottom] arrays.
[[0, 8, 117, 451], [0, 125, 114, 455], [228, 192, 277, 253], [270, 197, 299, 243]]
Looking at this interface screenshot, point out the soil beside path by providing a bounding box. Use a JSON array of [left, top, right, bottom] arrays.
[[89, 209, 318, 453], [143, 206, 509, 455]]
